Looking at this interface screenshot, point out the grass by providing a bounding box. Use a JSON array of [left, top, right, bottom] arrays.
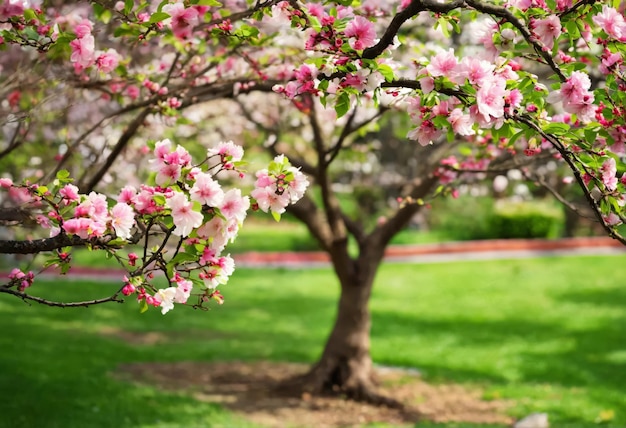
[[1, 255, 625, 427]]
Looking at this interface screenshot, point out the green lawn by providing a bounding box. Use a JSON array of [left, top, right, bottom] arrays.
[[1, 255, 625, 427]]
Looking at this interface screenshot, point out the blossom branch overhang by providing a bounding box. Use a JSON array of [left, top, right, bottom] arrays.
[[360, 0, 567, 82], [514, 114, 626, 246], [463, 0, 567, 82], [361, 0, 467, 60]]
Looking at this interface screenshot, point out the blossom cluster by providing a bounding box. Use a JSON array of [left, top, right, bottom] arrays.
[[1, 140, 307, 314], [251, 155, 309, 219]]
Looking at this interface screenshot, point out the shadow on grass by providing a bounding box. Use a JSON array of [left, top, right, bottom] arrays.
[[0, 317, 253, 428], [0, 280, 336, 428], [372, 307, 626, 392]]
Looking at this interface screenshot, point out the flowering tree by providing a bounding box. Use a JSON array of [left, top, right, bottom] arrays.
[[1, 0, 626, 404]]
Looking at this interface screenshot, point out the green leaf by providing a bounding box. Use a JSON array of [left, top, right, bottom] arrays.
[[437, 18, 450, 38], [564, 20, 581, 40], [543, 122, 570, 135], [335, 92, 351, 118], [168, 252, 198, 266], [23, 9, 36, 21], [153, 194, 166, 205], [197, 0, 222, 6], [56, 170, 71, 180], [149, 11, 170, 24], [99, 9, 112, 24], [432, 115, 450, 129], [124, 0, 134, 14], [584, 128, 598, 144], [139, 299, 149, 313], [271, 210, 281, 222], [36, 186, 48, 196], [377, 64, 395, 82]]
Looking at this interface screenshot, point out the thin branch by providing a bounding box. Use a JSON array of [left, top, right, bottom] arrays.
[[327, 106, 389, 167], [0, 120, 24, 161], [525, 171, 596, 221], [0, 286, 124, 308], [83, 107, 151, 192]]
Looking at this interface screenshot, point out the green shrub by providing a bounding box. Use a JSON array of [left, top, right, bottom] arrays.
[[490, 200, 564, 239], [429, 196, 564, 240]]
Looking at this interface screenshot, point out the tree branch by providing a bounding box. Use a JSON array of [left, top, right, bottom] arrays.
[[514, 114, 626, 245], [0, 286, 124, 308], [362, 0, 465, 60], [83, 107, 151, 192]]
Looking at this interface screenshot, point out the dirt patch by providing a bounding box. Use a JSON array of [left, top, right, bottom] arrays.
[[116, 361, 513, 427]]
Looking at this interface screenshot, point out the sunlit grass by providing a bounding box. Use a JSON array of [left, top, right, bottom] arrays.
[[1, 255, 625, 427]]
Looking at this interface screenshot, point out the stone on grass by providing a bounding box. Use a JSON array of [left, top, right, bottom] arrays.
[[513, 413, 549, 428]]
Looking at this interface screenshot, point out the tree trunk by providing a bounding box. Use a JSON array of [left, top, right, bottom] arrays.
[[291, 252, 401, 406]]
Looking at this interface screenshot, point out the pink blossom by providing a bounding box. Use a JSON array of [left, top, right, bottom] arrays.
[[600, 50, 623, 75], [154, 139, 173, 160], [73, 19, 93, 38], [0, 178, 13, 188], [0, 0, 24, 18], [476, 77, 507, 119], [70, 34, 95, 69], [286, 168, 309, 203], [75, 192, 109, 222], [448, 108, 475, 136], [556, 0, 572, 11], [219, 189, 249, 223], [134, 187, 159, 214], [531, 15, 561, 49], [251, 186, 290, 214], [126, 85, 140, 100], [95, 49, 120, 73], [164, 145, 192, 167], [452, 57, 494, 85], [162, 2, 200, 39], [547, 71, 595, 122], [190, 172, 224, 206], [419, 75, 434, 94], [62, 218, 91, 239], [426, 49, 458, 78], [118, 186, 137, 204], [122, 283, 135, 296], [592, 5, 626, 41], [155, 163, 182, 187], [172, 276, 193, 303], [344, 16, 377, 50], [601, 158, 618, 191], [154, 287, 177, 314], [603, 212, 622, 226], [59, 184, 80, 203], [407, 120, 442, 146], [167, 192, 204, 237], [208, 141, 244, 163], [110, 203, 135, 240], [196, 216, 228, 250]]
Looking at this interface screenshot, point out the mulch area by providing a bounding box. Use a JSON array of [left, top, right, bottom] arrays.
[[115, 361, 514, 427]]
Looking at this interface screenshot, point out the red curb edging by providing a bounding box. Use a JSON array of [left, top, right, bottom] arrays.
[[231, 236, 625, 265]]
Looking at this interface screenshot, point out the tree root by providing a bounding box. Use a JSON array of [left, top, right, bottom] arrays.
[[274, 362, 418, 414]]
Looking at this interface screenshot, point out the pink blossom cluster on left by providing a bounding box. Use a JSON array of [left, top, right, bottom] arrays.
[[1, 140, 308, 314]]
